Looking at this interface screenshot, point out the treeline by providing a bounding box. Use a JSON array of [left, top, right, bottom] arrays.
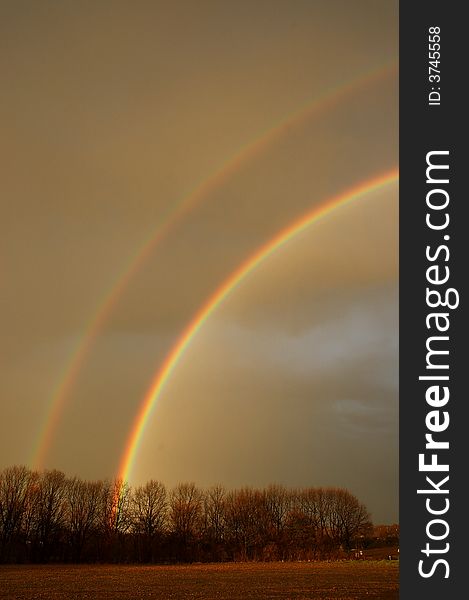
[[0, 465, 373, 564]]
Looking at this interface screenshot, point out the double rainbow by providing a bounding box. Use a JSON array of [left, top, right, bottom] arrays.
[[32, 62, 396, 470], [117, 168, 398, 484]]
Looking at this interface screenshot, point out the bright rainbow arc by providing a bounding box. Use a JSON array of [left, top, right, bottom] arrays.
[[32, 62, 397, 470], [117, 168, 399, 484]]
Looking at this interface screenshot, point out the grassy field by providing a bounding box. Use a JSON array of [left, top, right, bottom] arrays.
[[0, 561, 398, 600]]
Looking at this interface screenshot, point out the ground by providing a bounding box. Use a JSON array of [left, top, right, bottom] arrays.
[[0, 561, 399, 600]]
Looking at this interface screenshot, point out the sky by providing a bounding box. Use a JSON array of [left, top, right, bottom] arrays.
[[0, 0, 398, 523]]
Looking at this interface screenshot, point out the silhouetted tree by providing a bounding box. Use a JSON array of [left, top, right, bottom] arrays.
[[0, 465, 381, 564], [263, 484, 292, 558], [30, 469, 67, 561], [65, 477, 102, 561], [98, 478, 132, 561], [327, 487, 371, 550], [224, 487, 269, 560], [169, 483, 202, 561], [201, 485, 227, 560], [0, 466, 35, 561], [132, 480, 167, 562]]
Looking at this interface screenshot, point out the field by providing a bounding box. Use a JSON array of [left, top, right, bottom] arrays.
[[0, 561, 398, 600]]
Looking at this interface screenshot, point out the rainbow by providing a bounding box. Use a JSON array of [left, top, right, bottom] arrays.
[[31, 62, 397, 470], [117, 168, 399, 484]]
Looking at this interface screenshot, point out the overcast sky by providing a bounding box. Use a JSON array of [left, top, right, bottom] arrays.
[[1, 0, 398, 523]]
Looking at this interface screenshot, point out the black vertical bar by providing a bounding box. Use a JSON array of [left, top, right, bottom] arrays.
[[400, 2, 465, 597]]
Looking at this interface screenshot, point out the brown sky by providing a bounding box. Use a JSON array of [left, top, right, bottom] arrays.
[[0, 0, 398, 523]]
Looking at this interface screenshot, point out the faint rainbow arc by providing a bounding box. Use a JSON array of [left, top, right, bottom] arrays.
[[117, 168, 398, 484], [31, 61, 396, 470]]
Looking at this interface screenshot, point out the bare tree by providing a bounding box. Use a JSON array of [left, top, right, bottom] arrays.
[[203, 484, 226, 544], [263, 484, 293, 559], [265, 484, 291, 537], [0, 466, 34, 561], [98, 478, 132, 561], [65, 477, 103, 561], [131, 479, 167, 562], [169, 483, 203, 561], [224, 487, 269, 560], [101, 478, 132, 537], [284, 507, 315, 560], [132, 480, 167, 537], [30, 470, 67, 561], [200, 485, 227, 561], [327, 488, 371, 550], [0, 465, 379, 564]]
